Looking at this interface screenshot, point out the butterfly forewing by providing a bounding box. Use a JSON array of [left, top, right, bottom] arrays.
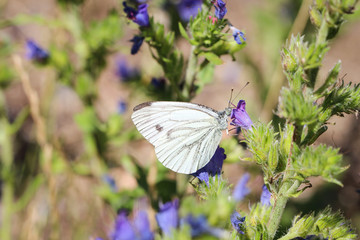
[[131, 101, 225, 174]]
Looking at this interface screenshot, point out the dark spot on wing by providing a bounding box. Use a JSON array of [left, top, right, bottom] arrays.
[[133, 102, 153, 111], [155, 124, 163, 132]]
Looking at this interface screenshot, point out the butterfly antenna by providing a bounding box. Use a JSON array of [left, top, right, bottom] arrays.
[[228, 88, 234, 108], [232, 82, 249, 103]]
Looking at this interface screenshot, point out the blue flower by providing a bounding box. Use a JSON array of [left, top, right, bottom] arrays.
[[181, 214, 225, 238], [191, 147, 226, 185], [130, 36, 144, 55], [118, 100, 127, 114], [214, 0, 227, 19], [233, 173, 250, 202], [230, 100, 253, 130], [230, 26, 246, 44], [150, 77, 165, 90], [123, 2, 149, 27], [291, 236, 320, 240], [230, 212, 245, 234], [115, 59, 140, 81], [260, 185, 271, 206], [177, 0, 202, 22], [25, 40, 49, 62], [156, 199, 179, 236], [133, 211, 154, 240], [110, 211, 153, 240], [182, 215, 209, 237], [134, 4, 150, 27], [102, 175, 117, 192]]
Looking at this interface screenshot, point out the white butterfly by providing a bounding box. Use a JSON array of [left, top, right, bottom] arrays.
[[131, 101, 233, 174]]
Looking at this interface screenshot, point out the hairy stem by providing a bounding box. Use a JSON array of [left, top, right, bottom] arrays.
[[183, 45, 198, 101]]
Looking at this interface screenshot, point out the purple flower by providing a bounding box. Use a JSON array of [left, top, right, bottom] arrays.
[[25, 40, 49, 62], [181, 215, 225, 238], [115, 59, 140, 81], [230, 100, 253, 130], [177, 0, 202, 22], [150, 77, 166, 90], [156, 199, 179, 236], [134, 4, 150, 27], [110, 211, 153, 240], [182, 215, 209, 237], [230, 26, 246, 44], [214, 0, 227, 19], [260, 185, 271, 206], [118, 100, 127, 114], [123, 2, 149, 27], [130, 36, 145, 55], [232, 173, 250, 202], [102, 175, 117, 192], [191, 147, 226, 185], [230, 212, 245, 234], [291, 236, 318, 240]]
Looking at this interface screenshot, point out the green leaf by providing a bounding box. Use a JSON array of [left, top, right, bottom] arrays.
[[199, 52, 223, 65], [293, 144, 347, 185], [178, 22, 190, 41], [278, 207, 357, 240]]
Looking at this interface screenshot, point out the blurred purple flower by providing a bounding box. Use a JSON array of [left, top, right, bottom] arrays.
[[123, 2, 149, 27], [191, 147, 226, 185], [25, 40, 49, 62], [230, 100, 253, 130], [150, 77, 165, 90], [291, 236, 319, 240], [134, 4, 150, 26], [232, 173, 250, 202], [156, 199, 179, 236], [118, 100, 127, 114], [177, 0, 202, 21], [181, 214, 225, 238], [230, 26, 246, 44], [115, 59, 140, 81], [102, 175, 117, 192], [214, 0, 227, 19], [110, 211, 153, 240], [260, 185, 271, 206], [230, 212, 245, 234], [130, 36, 145, 55]]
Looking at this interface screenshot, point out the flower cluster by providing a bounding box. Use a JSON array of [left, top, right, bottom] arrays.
[[123, 1, 149, 54], [123, 2, 149, 27]]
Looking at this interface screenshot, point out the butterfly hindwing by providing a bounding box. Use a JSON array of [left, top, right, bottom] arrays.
[[131, 102, 224, 174]]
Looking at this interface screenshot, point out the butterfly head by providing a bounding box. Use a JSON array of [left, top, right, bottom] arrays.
[[225, 107, 232, 116]]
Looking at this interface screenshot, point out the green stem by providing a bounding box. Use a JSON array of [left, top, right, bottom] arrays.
[[315, 17, 329, 47], [267, 189, 289, 239], [308, 17, 329, 88], [0, 119, 14, 240], [183, 45, 198, 101]]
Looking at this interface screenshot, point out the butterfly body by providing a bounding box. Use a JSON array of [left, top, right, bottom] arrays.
[[131, 101, 232, 174]]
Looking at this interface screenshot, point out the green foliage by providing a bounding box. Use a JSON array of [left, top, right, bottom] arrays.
[[322, 81, 360, 116], [241, 203, 271, 240], [244, 122, 294, 181], [278, 207, 357, 240], [292, 144, 348, 186]]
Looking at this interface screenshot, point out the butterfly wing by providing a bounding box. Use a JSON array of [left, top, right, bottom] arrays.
[[131, 101, 225, 174]]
